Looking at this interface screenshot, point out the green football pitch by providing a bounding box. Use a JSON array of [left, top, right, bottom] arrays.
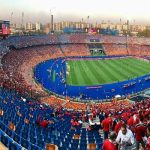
[[66, 57, 150, 86]]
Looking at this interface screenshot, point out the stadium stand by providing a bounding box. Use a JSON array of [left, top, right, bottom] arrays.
[[103, 44, 128, 55], [60, 44, 90, 57], [0, 88, 150, 149], [0, 34, 150, 150]]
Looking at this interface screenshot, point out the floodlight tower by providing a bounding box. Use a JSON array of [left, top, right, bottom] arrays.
[[10, 12, 13, 26], [50, 9, 54, 33], [87, 16, 90, 29], [21, 12, 24, 31], [126, 20, 129, 55]]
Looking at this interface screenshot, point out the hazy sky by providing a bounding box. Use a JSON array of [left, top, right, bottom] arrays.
[[0, 0, 150, 25]]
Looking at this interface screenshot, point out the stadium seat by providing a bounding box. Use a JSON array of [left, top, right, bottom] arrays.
[[21, 138, 29, 149], [13, 133, 20, 144], [1, 134, 9, 147], [9, 142, 22, 150]]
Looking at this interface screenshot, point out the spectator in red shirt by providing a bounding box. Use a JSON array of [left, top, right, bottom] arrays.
[[103, 131, 117, 150], [71, 118, 80, 128], [122, 112, 130, 122], [146, 124, 150, 150], [115, 118, 124, 134], [135, 116, 146, 150], [133, 114, 140, 126], [144, 112, 150, 124], [127, 115, 133, 127], [127, 115, 135, 132], [40, 118, 48, 128], [102, 115, 111, 139], [107, 114, 113, 129]]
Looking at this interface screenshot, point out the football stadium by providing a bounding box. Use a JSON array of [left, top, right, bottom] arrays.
[[0, 1, 150, 150], [0, 33, 150, 150]]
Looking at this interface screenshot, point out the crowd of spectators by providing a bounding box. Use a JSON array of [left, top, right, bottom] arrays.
[[43, 96, 150, 150], [0, 43, 91, 99], [1, 45, 65, 97], [104, 44, 128, 55], [1, 34, 150, 48], [2, 34, 58, 49], [104, 43, 150, 56], [128, 45, 150, 56], [0, 45, 9, 66], [1, 34, 150, 99], [0, 34, 150, 150], [65, 98, 150, 150], [60, 44, 90, 57], [101, 99, 150, 150]]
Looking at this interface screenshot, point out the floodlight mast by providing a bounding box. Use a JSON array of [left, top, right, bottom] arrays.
[[126, 20, 129, 55], [50, 9, 54, 33]]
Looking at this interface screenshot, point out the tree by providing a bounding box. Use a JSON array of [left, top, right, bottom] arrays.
[[137, 29, 150, 37]]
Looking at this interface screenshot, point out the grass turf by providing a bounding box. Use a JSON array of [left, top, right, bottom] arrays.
[[52, 70, 56, 82], [66, 57, 150, 86]]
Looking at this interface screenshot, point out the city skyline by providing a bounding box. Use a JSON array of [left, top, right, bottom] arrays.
[[0, 0, 150, 25]]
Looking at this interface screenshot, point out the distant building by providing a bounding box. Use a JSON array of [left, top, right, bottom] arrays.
[[9, 20, 148, 35], [122, 24, 128, 31], [109, 23, 116, 30], [101, 23, 109, 29], [25, 22, 33, 31], [43, 23, 51, 34], [116, 24, 122, 31], [35, 22, 41, 31], [54, 22, 62, 32]]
